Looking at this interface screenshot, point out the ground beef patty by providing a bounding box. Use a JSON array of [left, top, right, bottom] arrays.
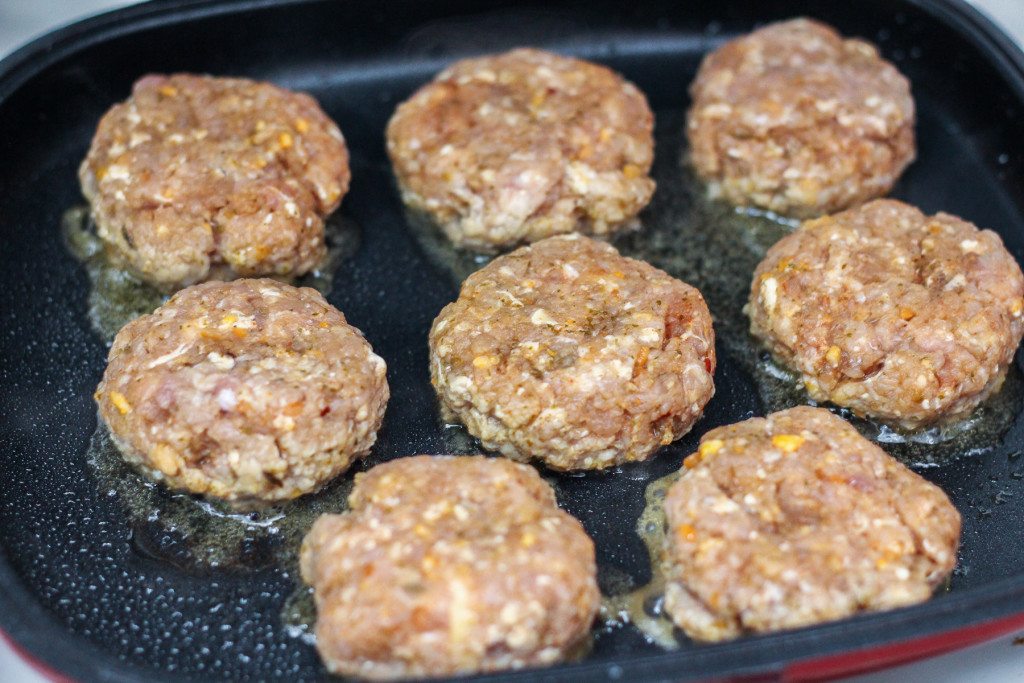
[[663, 406, 960, 642], [300, 455, 599, 679], [80, 74, 350, 289], [386, 48, 655, 251], [688, 18, 915, 218], [430, 234, 715, 470], [95, 279, 387, 507], [748, 199, 1024, 430]]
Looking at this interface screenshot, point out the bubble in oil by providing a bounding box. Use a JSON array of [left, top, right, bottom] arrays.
[[281, 585, 318, 646], [597, 564, 637, 597], [62, 206, 360, 342], [62, 206, 166, 342], [402, 206, 495, 287], [440, 419, 483, 455], [835, 366, 1022, 466], [297, 215, 362, 293], [87, 421, 355, 573], [741, 350, 1023, 467], [600, 470, 683, 650]]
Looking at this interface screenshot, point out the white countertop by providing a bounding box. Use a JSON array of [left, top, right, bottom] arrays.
[[0, 0, 1022, 680]]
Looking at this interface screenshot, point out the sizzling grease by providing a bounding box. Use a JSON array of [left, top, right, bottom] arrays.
[[601, 471, 682, 649], [62, 206, 359, 342], [86, 422, 354, 572]]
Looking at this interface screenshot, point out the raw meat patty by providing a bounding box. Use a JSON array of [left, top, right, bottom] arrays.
[[387, 48, 655, 250], [96, 279, 387, 507], [663, 406, 960, 641], [80, 74, 350, 288], [300, 455, 599, 678], [748, 199, 1024, 429], [688, 18, 915, 217], [430, 234, 715, 470]]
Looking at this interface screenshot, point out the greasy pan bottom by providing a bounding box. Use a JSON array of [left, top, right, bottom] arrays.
[[2, 0, 1024, 680]]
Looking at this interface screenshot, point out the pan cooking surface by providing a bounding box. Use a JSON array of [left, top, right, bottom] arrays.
[[2, 0, 1024, 680]]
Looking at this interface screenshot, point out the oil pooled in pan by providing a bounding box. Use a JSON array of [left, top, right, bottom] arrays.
[[62, 207, 361, 342], [86, 422, 355, 572]]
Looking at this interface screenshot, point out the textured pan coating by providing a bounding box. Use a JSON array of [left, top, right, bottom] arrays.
[[300, 455, 600, 679], [688, 18, 915, 218], [430, 234, 715, 470], [664, 406, 961, 641], [748, 199, 1024, 429], [387, 48, 655, 250], [96, 279, 388, 507], [80, 74, 350, 289]]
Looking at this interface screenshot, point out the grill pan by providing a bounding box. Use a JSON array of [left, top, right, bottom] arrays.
[[2, 0, 1024, 680]]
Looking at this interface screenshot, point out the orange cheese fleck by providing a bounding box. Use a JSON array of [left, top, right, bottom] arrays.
[[699, 439, 724, 458], [110, 391, 131, 415], [771, 434, 805, 453]]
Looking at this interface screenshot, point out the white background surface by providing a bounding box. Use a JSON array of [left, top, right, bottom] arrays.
[[1, 0, 1022, 680]]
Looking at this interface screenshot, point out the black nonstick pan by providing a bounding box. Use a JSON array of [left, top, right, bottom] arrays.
[[2, 0, 1024, 680]]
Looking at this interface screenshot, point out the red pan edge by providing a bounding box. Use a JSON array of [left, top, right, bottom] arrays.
[[784, 613, 1024, 681], [2, 614, 1020, 683], [0, 628, 73, 683]]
